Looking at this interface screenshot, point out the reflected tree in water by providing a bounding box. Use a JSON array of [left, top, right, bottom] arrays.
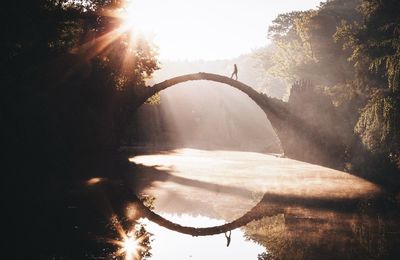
[[101, 195, 155, 260], [245, 214, 289, 259], [257, 252, 271, 260], [349, 197, 392, 259]]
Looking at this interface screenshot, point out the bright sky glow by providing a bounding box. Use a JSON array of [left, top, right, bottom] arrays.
[[123, 0, 322, 60]]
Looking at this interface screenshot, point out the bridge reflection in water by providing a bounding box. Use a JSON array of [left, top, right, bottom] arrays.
[[140, 214, 264, 259], [121, 148, 400, 259]]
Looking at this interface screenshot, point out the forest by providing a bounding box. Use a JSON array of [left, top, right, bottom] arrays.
[[258, 0, 400, 178]]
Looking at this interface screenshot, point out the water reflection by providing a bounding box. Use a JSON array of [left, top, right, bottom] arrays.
[[122, 149, 400, 259], [139, 214, 265, 259], [85, 149, 400, 259]]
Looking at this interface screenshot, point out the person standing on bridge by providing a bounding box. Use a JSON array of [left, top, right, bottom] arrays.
[[230, 64, 238, 80]]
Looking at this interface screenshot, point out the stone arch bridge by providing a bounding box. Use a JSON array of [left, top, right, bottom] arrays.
[[137, 72, 344, 168]]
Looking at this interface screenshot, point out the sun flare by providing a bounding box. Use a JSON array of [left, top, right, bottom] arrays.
[[123, 235, 138, 260], [122, 0, 159, 36], [119, 0, 249, 60]]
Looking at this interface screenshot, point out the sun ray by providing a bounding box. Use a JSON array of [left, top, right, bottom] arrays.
[[73, 28, 124, 59]]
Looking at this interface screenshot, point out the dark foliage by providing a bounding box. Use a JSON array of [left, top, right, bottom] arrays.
[[2, 1, 158, 258]]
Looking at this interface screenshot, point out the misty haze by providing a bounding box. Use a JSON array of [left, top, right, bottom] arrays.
[[129, 59, 283, 153]]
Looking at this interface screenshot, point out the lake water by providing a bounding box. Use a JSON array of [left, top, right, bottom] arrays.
[[119, 148, 400, 259]]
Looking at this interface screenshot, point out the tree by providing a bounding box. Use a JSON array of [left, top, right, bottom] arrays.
[[3, 2, 159, 257], [260, 0, 400, 172], [265, 0, 360, 87], [336, 0, 400, 164], [2, 0, 159, 163]]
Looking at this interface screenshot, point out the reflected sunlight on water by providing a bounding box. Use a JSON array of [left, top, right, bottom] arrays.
[[140, 214, 265, 259]]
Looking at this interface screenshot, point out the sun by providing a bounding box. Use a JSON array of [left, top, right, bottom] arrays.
[[119, 0, 209, 60], [123, 235, 138, 260], [120, 0, 161, 37], [106, 229, 146, 260], [119, 0, 232, 60]]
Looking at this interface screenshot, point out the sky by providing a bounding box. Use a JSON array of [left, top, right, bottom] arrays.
[[124, 0, 323, 60]]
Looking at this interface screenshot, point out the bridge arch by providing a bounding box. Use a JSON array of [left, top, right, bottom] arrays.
[[140, 72, 347, 168], [143, 72, 285, 151]]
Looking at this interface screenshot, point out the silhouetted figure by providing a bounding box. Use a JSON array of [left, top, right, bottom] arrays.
[[230, 64, 238, 80], [224, 230, 232, 247]]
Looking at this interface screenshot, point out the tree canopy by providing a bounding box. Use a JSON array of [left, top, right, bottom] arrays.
[[3, 0, 159, 165], [259, 0, 400, 172]]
